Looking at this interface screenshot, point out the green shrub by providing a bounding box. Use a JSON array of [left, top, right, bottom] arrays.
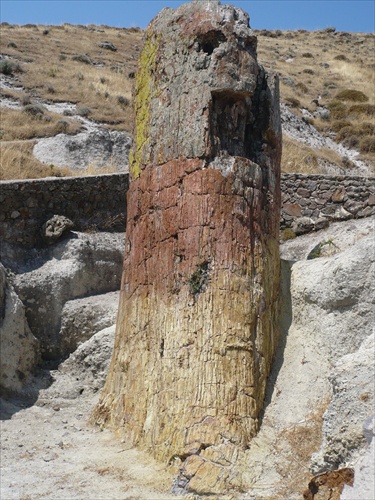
[[302, 52, 314, 58], [342, 135, 359, 149], [0, 59, 22, 75], [302, 68, 314, 75], [335, 89, 368, 102], [188, 261, 210, 296], [56, 120, 69, 132]]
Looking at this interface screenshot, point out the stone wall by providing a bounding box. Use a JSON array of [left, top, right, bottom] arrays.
[[1, 172, 374, 251], [0, 174, 128, 250], [281, 173, 375, 230]]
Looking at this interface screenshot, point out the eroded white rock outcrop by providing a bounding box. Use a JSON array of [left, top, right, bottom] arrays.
[[0, 263, 40, 393], [238, 217, 374, 498], [11, 232, 125, 360]]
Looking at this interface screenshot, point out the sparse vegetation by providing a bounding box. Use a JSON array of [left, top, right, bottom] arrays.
[[0, 107, 81, 141], [0, 24, 373, 179], [188, 261, 210, 297]]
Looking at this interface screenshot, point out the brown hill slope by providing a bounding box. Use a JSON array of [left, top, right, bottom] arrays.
[[0, 22, 374, 179]]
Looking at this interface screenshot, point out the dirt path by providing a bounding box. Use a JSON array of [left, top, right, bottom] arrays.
[[1, 373, 182, 500]]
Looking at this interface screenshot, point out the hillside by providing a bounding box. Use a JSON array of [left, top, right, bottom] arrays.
[[0, 22, 374, 179]]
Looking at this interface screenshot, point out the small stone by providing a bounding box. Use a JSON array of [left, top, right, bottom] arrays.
[[314, 217, 329, 231], [283, 203, 302, 217], [41, 215, 74, 245], [10, 210, 21, 219], [292, 217, 315, 235]]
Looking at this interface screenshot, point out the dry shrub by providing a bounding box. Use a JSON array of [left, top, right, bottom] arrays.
[[281, 228, 296, 241], [349, 104, 375, 117], [285, 96, 301, 108], [331, 119, 351, 132], [335, 89, 369, 102], [0, 142, 73, 180], [334, 54, 348, 61], [336, 122, 375, 142], [327, 100, 347, 119], [359, 136, 375, 153], [296, 82, 308, 94]]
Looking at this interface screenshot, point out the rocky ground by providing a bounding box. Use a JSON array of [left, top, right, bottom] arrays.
[[0, 329, 182, 500], [1, 218, 374, 500]]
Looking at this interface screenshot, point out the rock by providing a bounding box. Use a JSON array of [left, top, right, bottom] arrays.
[[58, 291, 119, 356], [98, 41, 117, 51], [0, 263, 40, 394], [331, 187, 346, 203], [33, 129, 131, 173], [341, 440, 375, 500], [314, 217, 329, 231], [311, 333, 375, 472], [94, 1, 281, 496], [13, 232, 125, 360], [42, 215, 74, 245], [280, 217, 373, 262], [292, 216, 315, 235], [283, 202, 302, 217], [237, 220, 374, 498], [41, 325, 116, 400], [333, 206, 354, 220]]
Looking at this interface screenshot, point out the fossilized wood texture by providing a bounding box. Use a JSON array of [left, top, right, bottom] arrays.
[[95, 1, 281, 494]]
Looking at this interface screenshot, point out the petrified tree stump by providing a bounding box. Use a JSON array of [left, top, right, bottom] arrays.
[[94, 0, 281, 494]]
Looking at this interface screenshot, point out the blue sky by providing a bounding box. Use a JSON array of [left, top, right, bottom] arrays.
[[1, 1, 374, 33]]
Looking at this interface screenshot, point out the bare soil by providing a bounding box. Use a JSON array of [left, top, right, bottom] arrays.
[[0, 370, 182, 500]]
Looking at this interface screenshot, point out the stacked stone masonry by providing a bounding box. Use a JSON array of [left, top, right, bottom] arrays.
[[281, 173, 375, 229], [0, 174, 128, 249], [1, 172, 373, 250]]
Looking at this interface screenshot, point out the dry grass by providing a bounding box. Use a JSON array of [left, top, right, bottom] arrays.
[[257, 29, 375, 172], [273, 399, 329, 499], [0, 141, 73, 179], [0, 106, 81, 141], [0, 23, 142, 130], [0, 23, 374, 179], [281, 137, 348, 174]]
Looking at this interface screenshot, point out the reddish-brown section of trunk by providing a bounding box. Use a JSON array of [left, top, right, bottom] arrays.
[[124, 157, 275, 297]]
